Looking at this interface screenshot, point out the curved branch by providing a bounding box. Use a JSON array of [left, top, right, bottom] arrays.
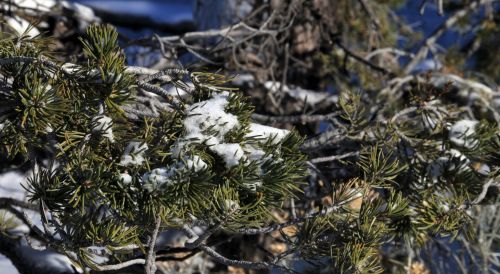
[[0, 197, 37, 211]]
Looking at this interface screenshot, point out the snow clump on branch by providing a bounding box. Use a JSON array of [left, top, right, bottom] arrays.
[[448, 119, 478, 149], [92, 115, 115, 142], [120, 142, 149, 166]]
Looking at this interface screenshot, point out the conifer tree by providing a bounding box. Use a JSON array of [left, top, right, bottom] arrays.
[[0, 1, 499, 274]]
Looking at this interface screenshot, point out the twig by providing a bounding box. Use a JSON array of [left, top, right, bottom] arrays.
[[236, 203, 344, 235], [16, 210, 50, 243], [92, 259, 145, 271], [251, 112, 340, 124], [358, 0, 381, 29], [141, 68, 189, 83], [0, 197, 37, 211], [122, 105, 159, 118], [335, 41, 393, 76], [459, 179, 499, 210], [199, 244, 294, 273], [310, 151, 360, 164], [184, 223, 221, 249], [301, 130, 364, 151], [419, 0, 430, 15], [437, 0, 444, 15], [181, 225, 294, 273], [144, 217, 162, 274], [365, 47, 414, 60]]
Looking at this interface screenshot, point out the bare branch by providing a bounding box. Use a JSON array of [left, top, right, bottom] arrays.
[[404, 0, 499, 74], [358, 0, 381, 29], [251, 112, 341, 124], [145, 217, 162, 274], [310, 151, 359, 164], [236, 202, 347, 235], [335, 41, 393, 76], [459, 179, 499, 210], [92, 258, 145, 271], [181, 225, 294, 273], [0, 197, 37, 211]]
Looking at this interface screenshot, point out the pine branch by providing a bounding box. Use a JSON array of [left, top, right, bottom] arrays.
[[236, 201, 354, 235]]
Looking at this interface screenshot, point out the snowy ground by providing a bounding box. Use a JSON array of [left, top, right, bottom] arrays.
[[0, 171, 29, 274], [71, 0, 195, 25], [0, 170, 82, 274]]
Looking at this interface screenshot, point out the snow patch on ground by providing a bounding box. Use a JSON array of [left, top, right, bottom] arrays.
[[0, 171, 81, 273], [18, 247, 82, 273], [73, 0, 193, 25]]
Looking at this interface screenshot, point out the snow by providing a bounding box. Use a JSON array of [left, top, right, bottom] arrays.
[[119, 173, 132, 184], [210, 143, 245, 168], [169, 91, 291, 172], [91, 115, 114, 142], [246, 123, 289, 144], [410, 59, 442, 74], [264, 81, 337, 106], [0, 171, 27, 201], [141, 166, 180, 189], [5, 16, 40, 37], [224, 199, 240, 212], [119, 141, 148, 166], [166, 84, 191, 99], [184, 155, 208, 172], [243, 181, 262, 192], [61, 2, 100, 31], [3, 0, 55, 12], [0, 255, 18, 274], [73, 0, 194, 25], [474, 163, 490, 176], [421, 112, 440, 132], [448, 120, 478, 149], [427, 149, 471, 183], [440, 203, 450, 213], [244, 145, 266, 161], [0, 171, 81, 274], [18, 246, 82, 273], [142, 155, 207, 192], [2, 1, 98, 35], [171, 92, 239, 157], [492, 94, 500, 112]]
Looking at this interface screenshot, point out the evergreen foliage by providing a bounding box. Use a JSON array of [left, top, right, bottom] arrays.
[[1, 25, 308, 271], [0, 1, 499, 273]]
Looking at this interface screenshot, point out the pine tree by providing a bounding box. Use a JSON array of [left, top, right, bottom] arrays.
[[0, 1, 499, 274]]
